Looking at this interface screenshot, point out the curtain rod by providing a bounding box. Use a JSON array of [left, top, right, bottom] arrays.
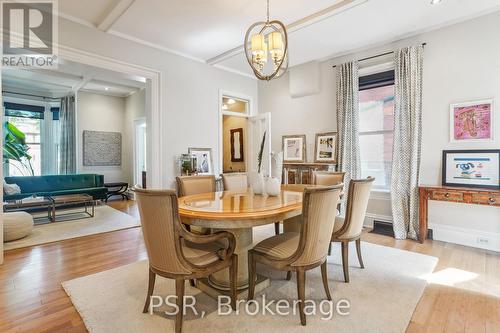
[[2, 90, 61, 101], [332, 43, 427, 68]]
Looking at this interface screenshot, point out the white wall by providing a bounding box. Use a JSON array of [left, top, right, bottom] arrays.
[[124, 89, 146, 185], [259, 12, 500, 249], [58, 18, 258, 188], [76, 92, 128, 183]]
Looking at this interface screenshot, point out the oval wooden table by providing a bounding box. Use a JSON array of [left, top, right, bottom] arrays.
[[178, 185, 307, 297]]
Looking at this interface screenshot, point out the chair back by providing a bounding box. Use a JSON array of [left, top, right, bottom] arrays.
[[293, 185, 342, 266], [176, 175, 216, 197], [336, 177, 374, 239], [221, 173, 248, 190], [134, 188, 191, 275], [313, 171, 346, 186]]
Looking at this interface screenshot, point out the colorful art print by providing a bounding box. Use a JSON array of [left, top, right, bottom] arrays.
[[450, 99, 494, 142], [282, 135, 306, 163], [314, 132, 337, 163], [442, 150, 500, 189]]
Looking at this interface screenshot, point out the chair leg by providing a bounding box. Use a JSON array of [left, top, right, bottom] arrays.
[[189, 279, 195, 287], [286, 271, 292, 281], [296, 269, 307, 326], [328, 242, 332, 256], [142, 269, 156, 313], [274, 222, 280, 235], [355, 238, 365, 268], [175, 278, 185, 333], [247, 252, 256, 300], [320, 261, 332, 301], [341, 241, 349, 283], [229, 255, 238, 310]]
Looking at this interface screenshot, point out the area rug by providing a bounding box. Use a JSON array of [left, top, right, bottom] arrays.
[[4, 205, 140, 250], [62, 236, 438, 333]]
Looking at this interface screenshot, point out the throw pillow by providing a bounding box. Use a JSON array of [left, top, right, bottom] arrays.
[[3, 180, 21, 195]]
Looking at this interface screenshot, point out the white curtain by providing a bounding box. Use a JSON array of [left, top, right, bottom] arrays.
[[391, 45, 424, 240], [336, 61, 361, 212], [58, 95, 76, 174]]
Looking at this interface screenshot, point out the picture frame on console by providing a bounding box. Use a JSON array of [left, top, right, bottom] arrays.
[[442, 149, 500, 189], [282, 135, 306, 163], [188, 147, 214, 175], [314, 132, 337, 163], [450, 99, 494, 143]]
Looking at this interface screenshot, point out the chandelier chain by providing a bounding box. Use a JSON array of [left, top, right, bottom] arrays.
[[266, 0, 270, 23]]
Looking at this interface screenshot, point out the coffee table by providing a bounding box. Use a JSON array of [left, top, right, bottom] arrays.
[[50, 194, 95, 222], [4, 196, 54, 224]]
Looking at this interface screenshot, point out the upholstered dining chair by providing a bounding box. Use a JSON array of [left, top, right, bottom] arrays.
[[221, 173, 248, 190], [135, 188, 238, 333], [313, 171, 346, 186], [330, 177, 374, 283], [248, 185, 343, 326], [176, 175, 216, 234]]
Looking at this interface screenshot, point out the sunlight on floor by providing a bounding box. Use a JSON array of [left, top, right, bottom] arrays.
[[420, 268, 478, 286]]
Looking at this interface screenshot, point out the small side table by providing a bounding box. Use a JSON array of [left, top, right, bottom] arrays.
[[104, 182, 129, 202]]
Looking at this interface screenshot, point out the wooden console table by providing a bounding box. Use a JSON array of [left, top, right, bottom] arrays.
[[418, 185, 500, 243], [283, 162, 336, 185]]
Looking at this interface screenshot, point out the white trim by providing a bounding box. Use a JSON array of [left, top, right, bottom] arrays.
[[55, 43, 163, 188], [212, 64, 256, 80], [429, 223, 500, 252], [218, 90, 254, 175], [133, 117, 147, 187], [449, 98, 495, 143]]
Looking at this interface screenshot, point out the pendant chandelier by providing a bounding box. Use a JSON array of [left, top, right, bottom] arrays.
[[244, 0, 288, 81]]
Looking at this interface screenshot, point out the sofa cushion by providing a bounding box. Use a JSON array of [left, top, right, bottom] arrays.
[[5, 174, 101, 193]]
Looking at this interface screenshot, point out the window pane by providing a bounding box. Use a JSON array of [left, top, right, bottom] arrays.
[[360, 133, 393, 189], [359, 85, 394, 132], [6, 116, 42, 176]]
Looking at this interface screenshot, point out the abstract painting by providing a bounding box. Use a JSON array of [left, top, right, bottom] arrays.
[[442, 150, 500, 189], [83, 131, 122, 166], [314, 132, 337, 163], [450, 99, 494, 142], [282, 135, 306, 163]]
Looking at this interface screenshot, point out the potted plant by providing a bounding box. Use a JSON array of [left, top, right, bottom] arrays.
[[3, 121, 34, 176]]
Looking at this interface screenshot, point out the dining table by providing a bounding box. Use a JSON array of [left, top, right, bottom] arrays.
[[178, 184, 309, 297]]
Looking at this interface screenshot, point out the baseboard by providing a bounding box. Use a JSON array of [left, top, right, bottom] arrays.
[[364, 213, 392, 228], [429, 223, 500, 252]]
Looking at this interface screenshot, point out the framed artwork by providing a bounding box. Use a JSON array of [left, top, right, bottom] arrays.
[[314, 132, 337, 163], [230, 128, 244, 162], [83, 130, 121, 166], [188, 147, 214, 175], [450, 99, 494, 142], [282, 135, 306, 163], [442, 150, 500, 189]]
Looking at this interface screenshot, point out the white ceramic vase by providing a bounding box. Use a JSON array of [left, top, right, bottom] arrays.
[[251, 172, 265, 195], [265, 177, 281, 196]]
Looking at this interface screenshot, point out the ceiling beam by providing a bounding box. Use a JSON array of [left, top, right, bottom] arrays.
[[72, 75, 94, 92], [97, 0, 136, 32], [207, 0, 365, 66]]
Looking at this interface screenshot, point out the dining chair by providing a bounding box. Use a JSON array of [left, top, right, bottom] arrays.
[[313, 171, 346, 186], [248, 185, 343, 326], [330, 177, 374, 283], [221, 173, 248, 190], [176, 175, 216, 234], [135, 188, 238, 333]]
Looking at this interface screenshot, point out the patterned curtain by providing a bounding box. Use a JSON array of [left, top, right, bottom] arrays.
[[58, 96, 76, 174], [391, 45, 424, 240], [336, 61, 361, 213]]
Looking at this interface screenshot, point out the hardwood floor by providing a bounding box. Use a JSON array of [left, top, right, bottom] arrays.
[[1, 199, 499, 332]]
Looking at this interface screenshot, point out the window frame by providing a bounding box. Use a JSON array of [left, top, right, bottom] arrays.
[[358, 70, 395, 191]]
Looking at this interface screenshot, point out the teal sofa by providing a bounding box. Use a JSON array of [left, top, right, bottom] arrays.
[[4, 174, 108, 201]]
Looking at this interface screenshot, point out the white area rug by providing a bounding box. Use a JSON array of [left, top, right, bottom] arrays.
[[62, 231, 438, 333], [4, 205, 140, 250]]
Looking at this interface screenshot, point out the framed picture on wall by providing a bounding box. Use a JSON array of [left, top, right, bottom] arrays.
[[188, 147, 214, 175], [450, 99, 494, 142], [230, 128, 244, 162], [442, 149, 500, 189], [314, 132, 337, 163], [282, 135, 306, 163]]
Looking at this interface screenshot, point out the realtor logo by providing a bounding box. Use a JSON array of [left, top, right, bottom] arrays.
[[1, 0, 58, 67]]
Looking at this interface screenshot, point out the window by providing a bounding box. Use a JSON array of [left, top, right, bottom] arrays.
[[359, 70, 395, 190]]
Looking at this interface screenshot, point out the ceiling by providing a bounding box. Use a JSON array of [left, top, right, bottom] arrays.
[[2, 59, 145, 98], [58, 0, 500, 77]]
